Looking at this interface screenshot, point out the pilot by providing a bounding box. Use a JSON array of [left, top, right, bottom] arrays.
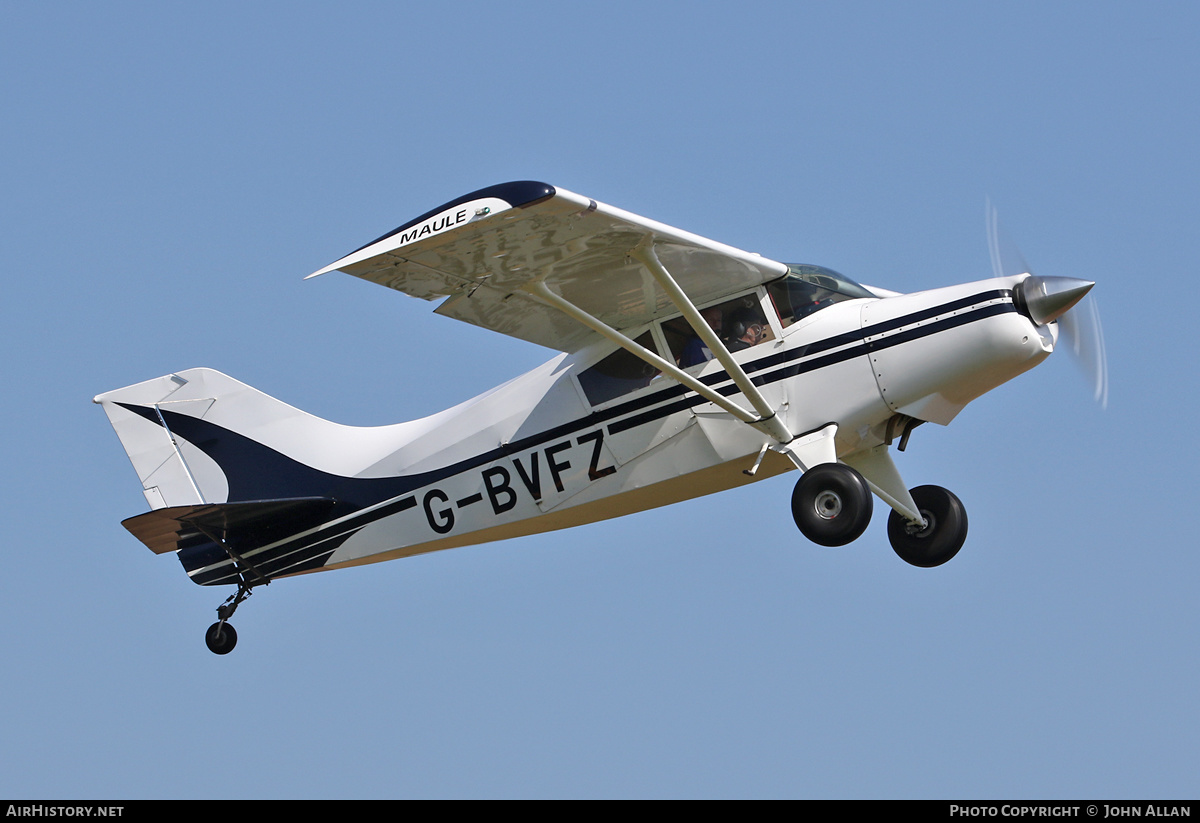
[[680, 306, 724, 368], [724, 308, 766, 352]]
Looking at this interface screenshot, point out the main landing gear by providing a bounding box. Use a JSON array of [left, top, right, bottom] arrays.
[[791, 463, 873, 547], [790, 467, 968, 567], [886, 484, 968, 568]]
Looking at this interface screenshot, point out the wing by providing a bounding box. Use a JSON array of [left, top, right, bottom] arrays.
[[309, 181, 788, 352]]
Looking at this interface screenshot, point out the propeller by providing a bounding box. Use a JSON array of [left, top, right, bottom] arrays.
[[986, 200, 1109, 409]]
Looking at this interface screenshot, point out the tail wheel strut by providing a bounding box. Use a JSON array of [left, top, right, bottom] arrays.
[[203, 573, 263, 655]]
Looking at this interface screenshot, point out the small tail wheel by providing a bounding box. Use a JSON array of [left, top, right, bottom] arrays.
[[791, 463, 874, 547], [205, 621, 238, 655], [887, 484, 968, 568]]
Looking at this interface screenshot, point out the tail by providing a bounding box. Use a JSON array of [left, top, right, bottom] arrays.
[[96, 368, 318, 509], [94, 368, 415, 584]]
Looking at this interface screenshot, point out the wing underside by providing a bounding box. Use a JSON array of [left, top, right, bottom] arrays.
[[310, 181, 788, 352]]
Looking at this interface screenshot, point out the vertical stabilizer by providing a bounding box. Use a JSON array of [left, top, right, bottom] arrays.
[[95, 371, 227, 509]]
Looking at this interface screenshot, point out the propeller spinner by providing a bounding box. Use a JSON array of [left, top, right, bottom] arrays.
[[986, 200, 1109, 409]]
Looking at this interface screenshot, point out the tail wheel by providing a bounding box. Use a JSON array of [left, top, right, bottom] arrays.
[[791, 463, 873, 547], [887, 485, 968, 567], [205, 621, 238, 655]]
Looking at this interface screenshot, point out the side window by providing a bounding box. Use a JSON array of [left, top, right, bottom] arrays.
[[577, 332, 661, 406], [661, 293, 776, 369]]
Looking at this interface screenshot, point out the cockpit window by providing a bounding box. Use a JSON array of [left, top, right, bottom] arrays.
[[767, 264, 875, 328]]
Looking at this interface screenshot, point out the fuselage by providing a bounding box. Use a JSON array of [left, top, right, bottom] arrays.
[[94, 178, 1096, 656], [184, 272, 1051, 582]]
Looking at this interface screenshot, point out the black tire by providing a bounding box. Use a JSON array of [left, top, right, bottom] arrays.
[[205, 621, 238, 655], [887, 485, 968, 568], [791, 463, 873, 547]]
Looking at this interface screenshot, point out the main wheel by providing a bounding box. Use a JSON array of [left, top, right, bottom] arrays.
[[887, 485, 968, 568], [791, 463, 873, 547], [205, 621, 238, 655]]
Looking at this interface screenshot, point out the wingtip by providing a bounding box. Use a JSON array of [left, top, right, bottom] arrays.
[[304, 264, 338, 280]]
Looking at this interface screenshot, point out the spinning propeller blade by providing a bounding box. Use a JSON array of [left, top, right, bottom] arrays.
[[986, 200, 1109, 409], [1057, 291, 1108, 409]]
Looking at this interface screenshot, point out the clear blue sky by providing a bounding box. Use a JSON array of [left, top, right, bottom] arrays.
[[2, 1, 1196, 799]]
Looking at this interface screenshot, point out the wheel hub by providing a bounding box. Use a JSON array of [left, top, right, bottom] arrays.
[[905, 509, 936, 538], [813, 490, 843, 520]]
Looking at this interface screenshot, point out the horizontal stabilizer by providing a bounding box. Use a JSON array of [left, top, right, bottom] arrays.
[[122, 497, 337, 555]]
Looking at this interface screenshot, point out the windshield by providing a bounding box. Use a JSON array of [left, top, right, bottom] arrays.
[[767, 264, 875, 327]]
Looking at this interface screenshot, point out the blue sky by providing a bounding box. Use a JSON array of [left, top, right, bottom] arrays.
[[2, 1, 1196, 799]]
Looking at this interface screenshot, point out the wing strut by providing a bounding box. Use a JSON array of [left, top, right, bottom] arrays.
[[525, 281, 765, 427], [523, 238, 794, 445], [631, 238, 793, 444]]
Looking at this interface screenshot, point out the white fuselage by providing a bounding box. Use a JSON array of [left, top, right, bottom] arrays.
[[96, 273, 1055, 586], [304, 274, 1051, 574]]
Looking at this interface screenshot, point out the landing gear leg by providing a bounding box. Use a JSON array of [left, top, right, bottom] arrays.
[[204, 582, 254, 655], [191, 521, 271, 655], [791, 463, 874, 547], [887, 485, 968, 567]]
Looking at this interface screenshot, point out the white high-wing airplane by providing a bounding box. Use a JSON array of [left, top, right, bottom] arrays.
[[95, 182, 1106, 654]]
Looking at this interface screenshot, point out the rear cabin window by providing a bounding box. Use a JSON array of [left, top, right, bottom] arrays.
[[766, 264, 876, 328], [577, 331, 661, 406]]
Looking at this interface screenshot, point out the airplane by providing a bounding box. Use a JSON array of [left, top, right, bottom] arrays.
[[94, 181, 1107, 654]]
